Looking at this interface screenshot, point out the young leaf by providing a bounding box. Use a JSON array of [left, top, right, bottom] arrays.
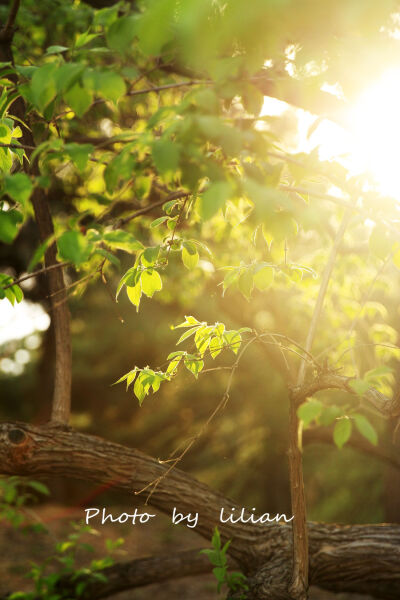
[[58, 231, 92, 266], [4, 173, 33, 206], [224, 330, 241, 354], [184, 355, 204, 378], [103, 230, 144, 252], [253, 265, 274, 291], [353, 414, 378, 446], [140, 269, 162, 298], [64, 83, 93, 118], [297, 399, 323, 427], [333, 418, 352, 449], [152, 139, 180, 174], [126, 280, 142, 311], [209, 336, 223, 359], [182, 241, 199, 270], [198, 181, 232, 221], [349, 378, 371, 397]]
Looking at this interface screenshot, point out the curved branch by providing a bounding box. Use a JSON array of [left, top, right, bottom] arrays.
[[297, 372, 400, 419]]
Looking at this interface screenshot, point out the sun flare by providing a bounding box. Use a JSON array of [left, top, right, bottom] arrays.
[[348, 67, 400, 198]]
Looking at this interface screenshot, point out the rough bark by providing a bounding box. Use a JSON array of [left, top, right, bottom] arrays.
[[0, 422, 399, 600]]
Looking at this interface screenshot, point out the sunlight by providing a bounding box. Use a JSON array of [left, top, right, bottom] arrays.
[[311, 68, 400, 200], [348, 67, 400, 198], [263, 68, 400, 201]]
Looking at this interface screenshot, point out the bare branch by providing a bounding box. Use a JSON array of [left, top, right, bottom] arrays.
[[1, 262, 69, 291]]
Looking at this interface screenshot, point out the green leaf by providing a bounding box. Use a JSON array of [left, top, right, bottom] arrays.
[[28, 481, 50, 496], [30, 63, 57, 111], [209, 336, 223, 359], [126, 281, 142, 311], [224, 330, 241, 354], [152, 139, 180, 174], [150, 216, 168, 228], [353, 414, 378, 446], [333, 418, 352, 449], [106, 16, 137, 55], [175, 315, 202, 328], [46, 45, 68, 55], [364, 366, 393, 381], [176, 326, 200, 345], [133, 371, 153, 405], [198, 181, 232, 221], [64, 143, 93, 172], [0, 208, 23, 243], [182, 241, 199, 270], [135, 0, 176, 56], [194, 326, 212, 353], [222, 268, 239, 295], [64, 84, 93, 117], [4, 173, 33, 207], [238, 269, 254, 299], [104, 147, 135, 193], [253, 265, 274, 291], [141, 246, 159, 267], [75, 30, 99, 49], [92, 71, 126, 103], [349, 378, 371, 397], [184, 355, 204, 378], [140, 269, 162, 298], [103, 230, 144, 252], [58, 231, 92, 266], [297, 399, 323, 427]]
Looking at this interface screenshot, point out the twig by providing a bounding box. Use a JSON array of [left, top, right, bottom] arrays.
[[115, 191, 191, 228], [297, 210, 352, 385], [1, 261, 69, 291], [135, 337, 257, 503], [127, 79, 209, 97]]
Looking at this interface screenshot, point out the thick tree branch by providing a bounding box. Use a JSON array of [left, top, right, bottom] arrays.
[[0, 422, 399, 600]]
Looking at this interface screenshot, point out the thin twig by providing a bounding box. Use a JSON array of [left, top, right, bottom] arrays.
[[115, 191, 191, 228], [1, 261, 69, 291], [297, 209, 352, 386]]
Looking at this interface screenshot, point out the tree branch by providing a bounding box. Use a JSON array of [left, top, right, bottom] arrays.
[[0, 422, 399, 600], [1, 262, 70, 291], [298, 372, 400, 419], [0, 0, 20, 41]]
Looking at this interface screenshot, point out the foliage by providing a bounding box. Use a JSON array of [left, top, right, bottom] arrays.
[[0, 476, 122, 600], [201, 527, 248, 598]]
